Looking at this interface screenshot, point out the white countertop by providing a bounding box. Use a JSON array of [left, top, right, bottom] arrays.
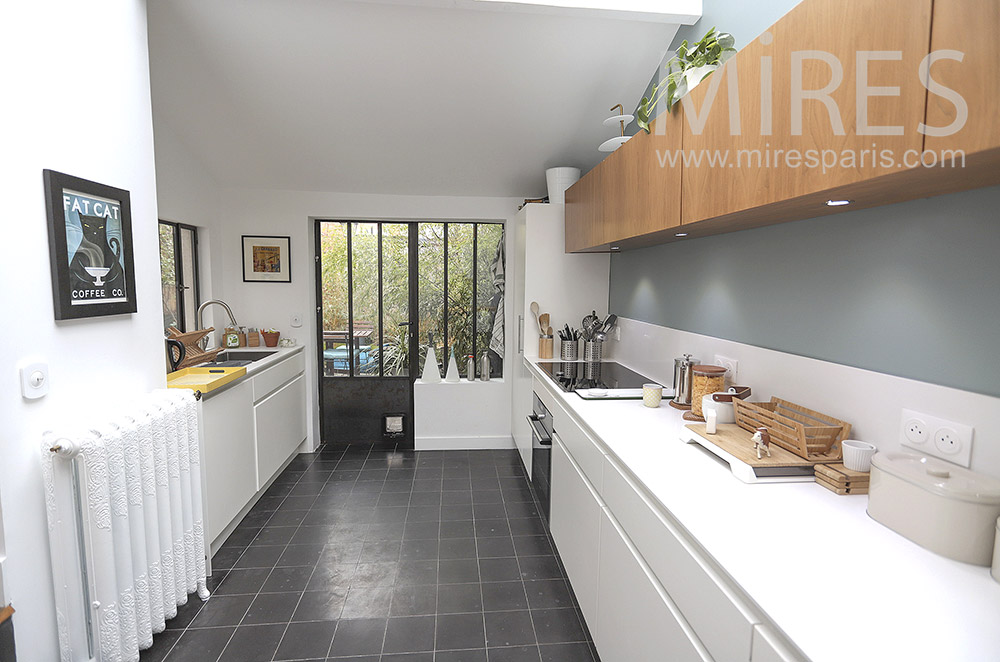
[[199, 345, 304, 399], [524, 357, 1000, 662]]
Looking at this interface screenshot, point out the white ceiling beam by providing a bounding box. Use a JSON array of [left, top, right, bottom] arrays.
[[347, 0, 702, 24]]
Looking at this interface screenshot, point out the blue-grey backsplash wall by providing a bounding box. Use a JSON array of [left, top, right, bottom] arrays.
[[609, 186, 1000, 398]]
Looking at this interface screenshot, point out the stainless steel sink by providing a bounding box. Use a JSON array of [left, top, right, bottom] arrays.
[[205, 350, 278, 367], [217, 350, 278, 362]]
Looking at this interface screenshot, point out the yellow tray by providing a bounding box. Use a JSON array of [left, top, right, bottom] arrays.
[[167, 366, 247, 393]]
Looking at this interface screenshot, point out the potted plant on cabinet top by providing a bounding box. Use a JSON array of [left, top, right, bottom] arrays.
[[636, 27, 736, 133]]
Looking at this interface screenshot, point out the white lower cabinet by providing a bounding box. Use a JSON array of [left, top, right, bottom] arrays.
[[254, 373, 307, 489], [549, 434, 602, 629], [596, 508, 711, 662], [201, 379, 256, 544], [602, 456, 759, 662]]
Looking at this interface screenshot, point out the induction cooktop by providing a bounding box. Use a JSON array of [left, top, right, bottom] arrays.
[[536, 361, 673, 400]]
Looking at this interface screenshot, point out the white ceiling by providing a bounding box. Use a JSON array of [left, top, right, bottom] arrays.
[[147, 0, 688, 198]]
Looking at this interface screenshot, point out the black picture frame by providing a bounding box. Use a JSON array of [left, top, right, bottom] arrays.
[[242, 235, 292, 283], [43, 170, 138, 320]]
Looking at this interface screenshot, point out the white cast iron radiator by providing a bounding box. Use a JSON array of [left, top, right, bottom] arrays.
[[41, 389, 210, 662]]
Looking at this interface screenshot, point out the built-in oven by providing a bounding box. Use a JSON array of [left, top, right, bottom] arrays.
[[528, 393, 553, 522]]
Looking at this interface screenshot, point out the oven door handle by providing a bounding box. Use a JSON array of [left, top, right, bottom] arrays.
[[526, 415, 552, 446]]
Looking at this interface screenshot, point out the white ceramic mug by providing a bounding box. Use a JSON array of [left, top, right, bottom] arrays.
[[842, 439, 877, 472], [642, 383, 663, 408]]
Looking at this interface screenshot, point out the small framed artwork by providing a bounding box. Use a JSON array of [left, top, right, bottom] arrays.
[[242, 235, 291, 283], [43, 169, 138, 320]]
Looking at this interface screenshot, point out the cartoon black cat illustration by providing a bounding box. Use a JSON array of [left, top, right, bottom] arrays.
[[69, 213, 125, 291]]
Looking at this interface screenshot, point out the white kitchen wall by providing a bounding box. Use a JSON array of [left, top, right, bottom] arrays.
[[0, 1, 163, 659], [204, 188, 522, 449], [151, 117, 223, 316], [607, 318, 1000, 479]]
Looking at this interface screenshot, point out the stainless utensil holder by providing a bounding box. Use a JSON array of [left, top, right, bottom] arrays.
[[560, 340, 579, 361], [584, 340, 603, 362]]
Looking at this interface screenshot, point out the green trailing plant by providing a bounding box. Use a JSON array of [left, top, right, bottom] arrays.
[[636, 27, 736, 133]]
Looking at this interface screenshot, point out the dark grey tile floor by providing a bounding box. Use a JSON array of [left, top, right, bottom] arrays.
[[141, 446, 599, 662]]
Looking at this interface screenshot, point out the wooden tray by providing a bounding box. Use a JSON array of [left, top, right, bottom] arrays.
[[816, 475, 869, 495], [686, 424, 833, 469], [733, 397, 850, 462]]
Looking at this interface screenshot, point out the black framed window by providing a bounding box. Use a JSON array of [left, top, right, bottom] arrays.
[[319, 220, 505, 379], [158, 220, 200, 332]]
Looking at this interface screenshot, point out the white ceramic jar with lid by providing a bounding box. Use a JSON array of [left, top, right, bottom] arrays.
[[868, 452, 1000, 566]]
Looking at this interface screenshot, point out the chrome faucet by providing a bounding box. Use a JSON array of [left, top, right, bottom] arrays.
[[197, 299, 239, 349]]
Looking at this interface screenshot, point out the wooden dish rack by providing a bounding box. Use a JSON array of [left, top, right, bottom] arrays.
[[733, 397, 851, 462], [167, 327, 220, 370]]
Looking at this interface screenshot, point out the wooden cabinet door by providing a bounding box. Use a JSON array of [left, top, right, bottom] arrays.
[[565, 161, 600, 252], [923, 0, 1000, 155], [565, 111, 684, 252], [549, 435, 602, 629], [682, 0, 932, 225], [615, 112, 683, 245], [595, 509, 709, 662]]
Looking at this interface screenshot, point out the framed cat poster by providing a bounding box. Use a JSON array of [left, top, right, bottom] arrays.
[[43, 170, 138, 319], [242, 235, 291, 282]]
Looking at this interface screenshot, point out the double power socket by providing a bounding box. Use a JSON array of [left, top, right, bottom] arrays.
[[900, 409, 974, 467]]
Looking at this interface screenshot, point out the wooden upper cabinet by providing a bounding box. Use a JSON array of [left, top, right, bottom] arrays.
[[681, 0, 932, 225], [565, 111, 683, 253], [923, 0, 1000, 155]]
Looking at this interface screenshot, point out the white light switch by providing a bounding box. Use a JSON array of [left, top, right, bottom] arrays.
[[20, 361, 50, 399], [290, 314, 303, 328]]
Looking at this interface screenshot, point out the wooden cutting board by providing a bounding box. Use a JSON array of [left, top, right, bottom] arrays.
[[686, 424, 833, 468], [814, 463, 871, 485]]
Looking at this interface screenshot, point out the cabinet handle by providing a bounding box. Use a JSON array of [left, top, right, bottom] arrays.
[[518, 315, 524, 354]]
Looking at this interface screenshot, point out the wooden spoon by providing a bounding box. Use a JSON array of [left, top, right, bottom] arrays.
[[538, 313, 550, 335], [530, 301, 541, 334]]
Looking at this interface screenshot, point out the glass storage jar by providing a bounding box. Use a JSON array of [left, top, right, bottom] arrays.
[[691, 365, 727, 418]]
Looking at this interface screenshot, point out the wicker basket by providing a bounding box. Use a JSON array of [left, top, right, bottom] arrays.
[[733, 397, 851, 462]]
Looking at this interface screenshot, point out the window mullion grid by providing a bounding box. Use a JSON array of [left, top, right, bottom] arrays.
[[441, 223, 449, 366], [347, 222, 355, 377], [472, 224, 478, 377], [378, 223, 384, 377]]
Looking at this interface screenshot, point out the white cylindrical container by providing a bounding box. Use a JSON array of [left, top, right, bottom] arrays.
[[868, 452, 1000, 566], [842, 440, 878, 472], [992, 517, 1000, 583], [545, 167, 581, 204]]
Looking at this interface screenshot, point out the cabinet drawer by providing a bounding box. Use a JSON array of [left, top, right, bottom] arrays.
[[549, 435, 602, 630], [603, 456, 760, 662], [541, 390, 605, 490], [252, 351, 305, 402], [597, 508, 711, 662]]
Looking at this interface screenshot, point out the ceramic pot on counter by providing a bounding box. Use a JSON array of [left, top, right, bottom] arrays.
[[700, 386, 752, 424]]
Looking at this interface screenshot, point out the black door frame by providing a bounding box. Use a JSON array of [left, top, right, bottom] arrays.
[[314, 220, 419, 446]]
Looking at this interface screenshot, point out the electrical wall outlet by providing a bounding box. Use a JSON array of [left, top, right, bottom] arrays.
[[714, 355, 739, 383], [899, 408, 974, 467]]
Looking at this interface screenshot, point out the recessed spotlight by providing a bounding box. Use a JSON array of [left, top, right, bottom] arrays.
[[825, 199, 852, 207], [610, 246, 621, 251], [674, 232, 689, 237]]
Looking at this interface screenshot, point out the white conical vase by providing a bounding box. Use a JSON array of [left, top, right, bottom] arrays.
[[444, 347, 460, 383], [421, 345, 441, 383]]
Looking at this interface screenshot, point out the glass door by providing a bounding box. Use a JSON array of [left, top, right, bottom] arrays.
[[316, 221, 417, 447], [316, 219, 506, 448]]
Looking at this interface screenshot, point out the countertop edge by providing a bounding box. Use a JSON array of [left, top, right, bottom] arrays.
[[522, 357, 1000, 662]]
